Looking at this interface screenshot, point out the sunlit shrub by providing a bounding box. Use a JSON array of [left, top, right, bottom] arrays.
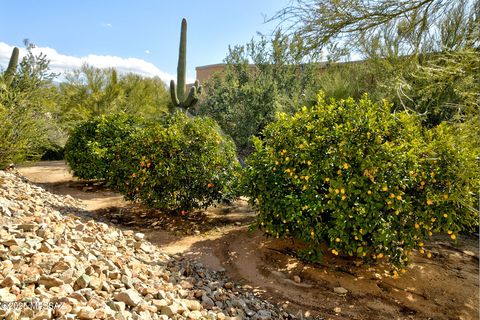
[[245, 92, 478, 267]]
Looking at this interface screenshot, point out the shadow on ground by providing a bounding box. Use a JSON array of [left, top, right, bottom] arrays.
[[18, 161, 480, 320]]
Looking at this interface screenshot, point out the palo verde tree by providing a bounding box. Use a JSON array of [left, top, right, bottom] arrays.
[[270, 0, 480, 125], [270, 0, 479, 55]]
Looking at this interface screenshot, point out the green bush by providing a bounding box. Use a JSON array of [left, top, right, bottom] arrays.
[[245, 92, 479, 268], [0, 47, 57, 169], [109, 112, 241, 212], [64, 113, 138, 180]]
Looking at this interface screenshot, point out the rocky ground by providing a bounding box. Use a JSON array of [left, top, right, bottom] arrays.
[[4, 162, 479, 320], [0, 169, 288, 320]]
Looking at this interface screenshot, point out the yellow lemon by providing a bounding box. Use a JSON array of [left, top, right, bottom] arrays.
[[335, 189, 340, 194], [343, 163, 349, 169], [335, 237, 341, 242], [443, 213, 448, 218], [450, 234, 456, 240], [447, 230, 453, 234], [341, 195, 347, 201], [426, 199, 433, 205], [340, 188, 345, 194], [443, 194, 448, 200], [389, 193, 395, 198], [382, 186, 388, 191], [396, 195, 402, 200], [367, 190, 372, 195], [415, 223, 420, 229]]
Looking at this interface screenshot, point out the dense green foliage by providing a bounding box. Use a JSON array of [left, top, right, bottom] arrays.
[[109, 113, 241, 212], [64, 112, 240, 212], [0, 44, 59, 168], [271, 0, 480, 125], [244, 93, 479, 267], [58, 64, 171, 126], [199, 33, 324, 158], [64, 113, 139, 180]]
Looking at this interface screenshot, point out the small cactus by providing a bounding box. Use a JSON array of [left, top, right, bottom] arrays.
[[4, 47, 19, 84], [170, 18, 202, 114]]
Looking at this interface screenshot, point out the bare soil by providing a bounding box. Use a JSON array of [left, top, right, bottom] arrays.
[[17, 161, 479, 320]]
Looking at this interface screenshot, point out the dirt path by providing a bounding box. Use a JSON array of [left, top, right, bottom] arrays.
[[18, 161, 479, 320]]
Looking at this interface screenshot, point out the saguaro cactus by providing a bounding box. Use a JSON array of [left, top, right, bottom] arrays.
[[170, 18, 202, 114], [4, 47, 19, 84]]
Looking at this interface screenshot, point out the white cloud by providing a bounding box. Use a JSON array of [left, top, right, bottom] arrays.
[[0, 42, 175, 83], [101, 23, 112, 28], [145, 50, 150, 54]]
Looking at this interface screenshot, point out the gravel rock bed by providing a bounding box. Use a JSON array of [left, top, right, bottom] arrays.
[[0, 170, 291, 320]]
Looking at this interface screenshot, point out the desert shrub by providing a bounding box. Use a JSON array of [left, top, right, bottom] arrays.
[[244, 92, 479, 268], [109, 112, 241, 213], [64, 113, 139, 180], [0, 45, 58, 169]]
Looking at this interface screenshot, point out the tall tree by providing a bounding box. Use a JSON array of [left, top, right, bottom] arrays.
[[60, 65, 171, 124], [0, 41, 59, 167], [270, 0, 480, 124], [270, 0, 479, 55]]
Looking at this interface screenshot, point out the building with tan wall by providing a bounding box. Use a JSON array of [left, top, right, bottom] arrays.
[[195, 64, 228, 83]]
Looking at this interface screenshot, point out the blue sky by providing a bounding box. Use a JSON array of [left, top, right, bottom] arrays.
[[0, 0, 290, 82]]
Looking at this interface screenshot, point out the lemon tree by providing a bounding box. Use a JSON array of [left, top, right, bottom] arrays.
[[245, 92, 479, 268]]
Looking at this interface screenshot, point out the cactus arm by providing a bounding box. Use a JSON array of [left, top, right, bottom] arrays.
[[169, 19, 202, 114], [4, 47, 19, 84], [111, 69, 118, 85], [170, 80, 180, 106], [182, 86, 198, 109], [177, 18, 187, 102]]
